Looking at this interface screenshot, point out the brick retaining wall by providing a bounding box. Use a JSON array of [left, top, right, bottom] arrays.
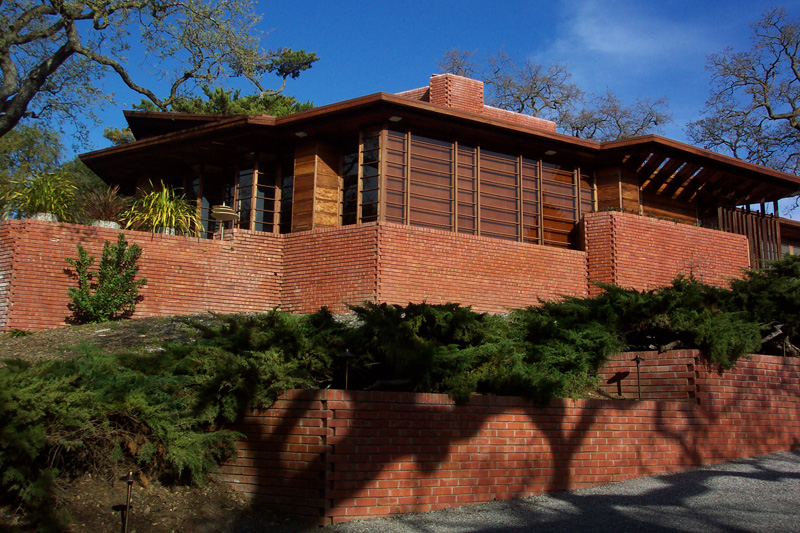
[[0, 220, 589, 330], [220, 352, 800, 525], [377, 223, 587, 311], [0, 220, 283, 330], [0, 214, 751, 331], [584, 211, 750, 295]]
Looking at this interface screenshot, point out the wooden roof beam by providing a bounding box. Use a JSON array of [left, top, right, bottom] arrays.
[[660, 162, 702, 198]]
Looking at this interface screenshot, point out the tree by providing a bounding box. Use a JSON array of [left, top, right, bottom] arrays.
[[439, 49, 671, 141], [132, 85, 312, 115], [0, 124, 62, 187], [103, 85, 314, 146], [687, 8, 800, 179], [0, 1, 318, 139]]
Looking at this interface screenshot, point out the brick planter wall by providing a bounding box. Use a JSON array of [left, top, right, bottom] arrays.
[[0, 220, 283, 331], [0, 221, 589, 330], [599, 351, 697, 401], [377, 223, 588, 311], [282, 225, 380, 313], [0, 215, 753, 331], [584, 211, 750, 295], [220, 352, 800, 525]]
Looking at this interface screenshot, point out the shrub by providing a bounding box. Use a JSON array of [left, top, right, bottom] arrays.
[[2, 171, 77, 221], [77, 183, 132, 224], [122, 181, 201, 235], [0, 344, 243, 528], [65, 233, 148, 323]]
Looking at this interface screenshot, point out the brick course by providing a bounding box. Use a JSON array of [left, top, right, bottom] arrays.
[[0, 220, 588, 330], [220, 351, 800, 525], [584, 211, 750, 295], [377, 223, 587, 310], [0, 220, 283, 330]]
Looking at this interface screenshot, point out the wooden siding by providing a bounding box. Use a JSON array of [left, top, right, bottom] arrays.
[[717, 207, 781, 266], [313, 143, 340, 229], [595, 166, 640, 213], [292, 141, 341, 232], [641, 189, 697, 224]]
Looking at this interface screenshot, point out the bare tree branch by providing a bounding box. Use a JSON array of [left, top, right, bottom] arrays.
[[439, 48, 671, 141], [687, 7, 800, 208]]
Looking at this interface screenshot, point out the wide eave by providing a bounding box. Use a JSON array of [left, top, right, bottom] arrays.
[[80, 92, 800, 205]]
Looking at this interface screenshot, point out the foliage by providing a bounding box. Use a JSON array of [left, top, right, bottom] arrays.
[[65, 233, 148, 324], [0, 345, 241, 527], [2, 171, 77, 221], [58, 157, 105, 191], [134, 85, 313, 116], [0, 0, 319, 139], [5, 256, 800, 527], [122, 181, 201, 235], [519, 278, 762, 371], [102, 126, 136, 146], [686, 7, 800, 197], [0, 124, 62, 188], [0, 125, 106, 220], [730, 254, 800, 355], [77, 184, 132, 224], [439, 49, 671, 141]]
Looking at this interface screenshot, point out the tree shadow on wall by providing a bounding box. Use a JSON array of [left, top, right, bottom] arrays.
[[212, 378, 800, 531], [385, 448, 800, 533]]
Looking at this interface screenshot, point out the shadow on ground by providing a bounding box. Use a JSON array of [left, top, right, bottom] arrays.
[[299, 449, 800, 533]]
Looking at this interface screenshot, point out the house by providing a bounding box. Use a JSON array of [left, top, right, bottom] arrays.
[[0, 74, 798, 331]]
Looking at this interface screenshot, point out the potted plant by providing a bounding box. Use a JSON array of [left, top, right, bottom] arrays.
[[78, 184, 132, 229], [122, 180, 201, 235], [1, 171, 77, 222]]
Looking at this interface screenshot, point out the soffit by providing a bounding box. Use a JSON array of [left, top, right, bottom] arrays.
[[598, 136, 800, 206]]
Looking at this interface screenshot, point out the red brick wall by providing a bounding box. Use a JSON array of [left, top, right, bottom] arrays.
[[599, 350, 697, 400], [222, 390, 329, 519], [0, 215, 751, 330], [377, 223, 587, 311], [429, 74, 485, 114], [0, 220, 282, 330], [425, 74, 557, 132], [584, 211, 750, 295], [481, 105, 558, 132], [0, 223, 17, 329], [220, 351, 800, 525], [282, 225, 379, 313], [0, 221, 589, 330]]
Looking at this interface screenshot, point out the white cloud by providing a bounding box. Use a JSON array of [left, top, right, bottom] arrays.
[[558, 0, 707, 58]]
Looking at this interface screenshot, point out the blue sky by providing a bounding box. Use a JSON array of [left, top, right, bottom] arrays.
[[96, 0, 800, 144], [88, 1, 800, 211]]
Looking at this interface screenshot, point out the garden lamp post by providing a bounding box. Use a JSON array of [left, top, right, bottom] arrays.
[[120, 471, 140, 533], [632, 355, 643, 400], [339, 349, 355, 390]]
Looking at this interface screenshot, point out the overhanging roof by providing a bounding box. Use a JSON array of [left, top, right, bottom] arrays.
[[81, 92, 800, 206]]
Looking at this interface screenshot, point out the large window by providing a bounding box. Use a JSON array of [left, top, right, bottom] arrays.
[[232, 155, 294, 234], [342, 128, 594, 249]]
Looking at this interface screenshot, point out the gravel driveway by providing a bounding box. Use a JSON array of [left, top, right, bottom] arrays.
[[288, 449, 800, 533]]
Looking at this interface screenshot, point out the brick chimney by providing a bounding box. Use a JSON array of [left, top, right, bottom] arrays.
[[428, 74, 485, 113], [395, 74, 558, 133]]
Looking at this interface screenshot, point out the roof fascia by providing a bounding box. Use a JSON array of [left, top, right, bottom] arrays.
[[86, 93, 800, 192], [80, 115, 260, 163]]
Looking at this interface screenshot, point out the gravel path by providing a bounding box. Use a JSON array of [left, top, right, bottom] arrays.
[[292, 450, 800, 533]]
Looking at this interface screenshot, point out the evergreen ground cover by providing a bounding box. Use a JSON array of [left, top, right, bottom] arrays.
[[1, 254, 799, 530]]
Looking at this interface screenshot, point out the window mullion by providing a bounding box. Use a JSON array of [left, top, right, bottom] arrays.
[[537, 159, 544, 245]]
